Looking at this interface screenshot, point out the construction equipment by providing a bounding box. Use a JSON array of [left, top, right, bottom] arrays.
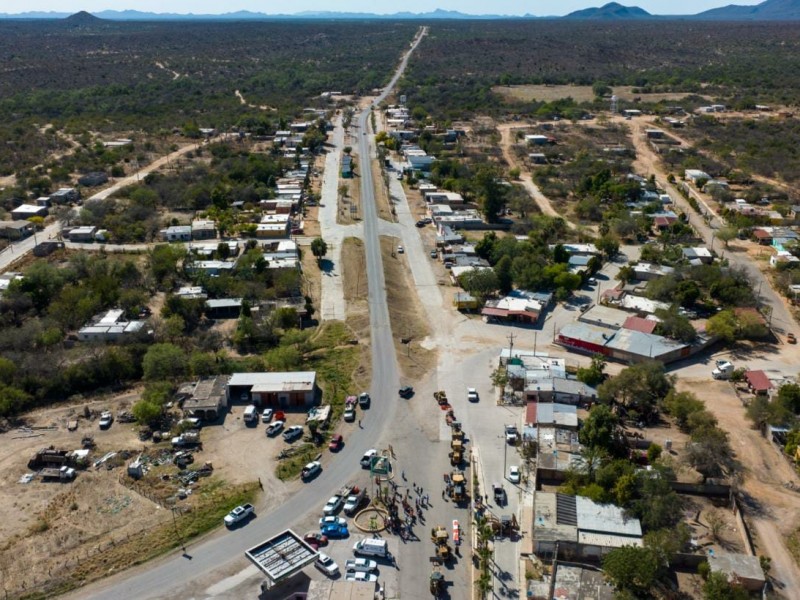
[[449, 439, 464, 466], [429, 561, 445, 596], [434, 391, 448, 406], [430, 525, 451, 561], [449, 471, 466, 503]]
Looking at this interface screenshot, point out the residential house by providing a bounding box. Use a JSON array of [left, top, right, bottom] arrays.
[[32, 241, 64, 256], [631, 262, 675, 281], [227, 371, 319, 408], [0, 272, 24, 295], [77, 309, 147, 342], [185, 260, 237, 277], [11, 204, 48, 220], [49, 187, 80, 204], [579, 305, 631, 330], [481, 290, 553, 325], [524, 134, 554, 145], [526, 402, 578, 430], [644, 128, 665, 139], [0, 220, 33, 240], [685, 169, 711, 184], [533, 492, 643, 559], [205, 298, 243, 319], [178, 376, 229, 421], [744, 370, 773, 396], [557, 322, 692, 364], [175, 286, 208, 300], [682, 246, 713, 264], [550, 243, 600, 257], [527, 564, 614, 600], [34, 196, 51, 208], [568, 254, 592, 275], [707, 553, 765, 592], [191, 219, 217, 240], [529, 153, 547, 164], [161, 226, 192, 242], [67, 226, 97, 242]]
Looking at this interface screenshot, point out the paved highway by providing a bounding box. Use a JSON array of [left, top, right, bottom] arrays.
[[75, 28, 427, 600]]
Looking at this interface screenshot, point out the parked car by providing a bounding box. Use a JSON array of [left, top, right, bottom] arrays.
[[304, 531, 329, 549], [301, 461, 322, 481], [329, 434, 344, 452], [397, 245, 404, 254], [323, 495, 344, 516], [223, 503, 255, 527], [345, 558, 378, 573], [344, 491, 366, 516], [283, 425, 304, 442], [345, 571, 378, 582], [98, 411, 113, 429], [508, 465, 521, 484], [321, 522, 349, 538], [343, 406, 356, 422], [416, 220, 425, 227], [712, 360, 734, 380], [315, 553, 339, 577], [399, 386, 414, 398], [266, 420, 285, 436], [360, 449, 377, 468], [273, 410, 286, 422], [261, 408, 274, 423], [358, 392, 371, 408], [467, 388, 479, 403], [430, 250, 438, 259], [319, 515, 347, 528]]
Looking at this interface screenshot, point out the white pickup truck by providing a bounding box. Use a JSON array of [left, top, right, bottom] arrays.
[[224, 503, 255, 527]]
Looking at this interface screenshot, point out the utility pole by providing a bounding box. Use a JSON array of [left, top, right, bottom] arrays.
[[171, 506, 185, 552], [506, 332, 516, 372]]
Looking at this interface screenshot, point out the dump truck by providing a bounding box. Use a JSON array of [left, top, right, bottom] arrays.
[[28, 448, 70, 470], [449, 471, 466, 502], [41, 466, 76, 482]]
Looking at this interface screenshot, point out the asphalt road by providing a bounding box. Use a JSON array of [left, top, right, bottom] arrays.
[[76, 29, 426, 600]]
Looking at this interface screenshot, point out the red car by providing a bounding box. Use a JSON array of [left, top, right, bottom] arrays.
[[273, 411, 286, 422], [303, 531, 328, 549], [329, 434, 344, 452]]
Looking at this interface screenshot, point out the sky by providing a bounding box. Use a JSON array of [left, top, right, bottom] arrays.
[[0, 0, 764, 17]]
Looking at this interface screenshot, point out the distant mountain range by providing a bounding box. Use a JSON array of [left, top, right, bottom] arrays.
[[2, 0, 800, 22]]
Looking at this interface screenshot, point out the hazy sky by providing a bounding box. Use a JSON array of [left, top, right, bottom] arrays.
[[2, 1, 764, 17]]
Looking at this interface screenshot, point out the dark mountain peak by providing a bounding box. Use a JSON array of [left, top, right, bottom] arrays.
[[696, 0, 800, 19], [64, 11, 105, 24], [565, 2, 653, 19]]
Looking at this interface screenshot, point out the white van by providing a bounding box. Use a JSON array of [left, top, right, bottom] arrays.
[[243, 405, 258, 424], [353, 538, 388, 558]]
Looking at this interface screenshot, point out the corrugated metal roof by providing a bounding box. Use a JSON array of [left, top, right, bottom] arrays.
[[622, 316, 658, 334], [745, 370, 772, 392]]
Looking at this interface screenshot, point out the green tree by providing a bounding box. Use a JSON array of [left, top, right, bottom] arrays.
[[663, 389, 705, 430], [311, 237, 328, 265], [706, 310, 737, 343], [132, 400, 163, 428], [576, 354, 606, 386], [602, 546, 662, 594], [776, 383, 800, 414], [703, 572, 749, 600], [579, 404, 621, 454], [596, 234, 620, 259], [142, 343, 188, 380], [494, 255, 513, 295], [598, 362, 672, 422], [458, 268, 499, 302], [475, 165, 506, 223], [715, 226, 738, 249]]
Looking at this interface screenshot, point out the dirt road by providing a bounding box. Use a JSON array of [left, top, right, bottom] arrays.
[[496, 123, 576, 228], [678, 374, 800, 593]]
